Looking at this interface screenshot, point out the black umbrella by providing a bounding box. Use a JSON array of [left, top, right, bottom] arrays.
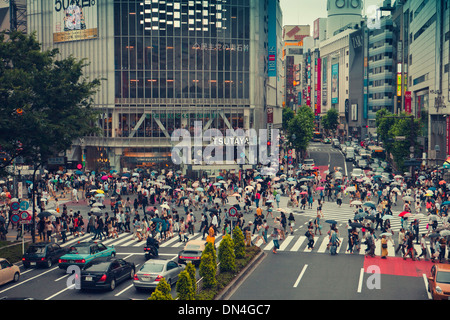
[[350, 222, 363, 228], [428, 233, 440, 239], [37, 211, 52, 219], [325, 220, 338, 224]]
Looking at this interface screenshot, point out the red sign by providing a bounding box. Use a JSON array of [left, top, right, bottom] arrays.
[[316, 58, 321, 115], [267, 108, 273, 124], [447, 116, 450, 156], [405, 91, 411, 114]]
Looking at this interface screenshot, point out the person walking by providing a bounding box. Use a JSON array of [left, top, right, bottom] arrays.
[[380, 235, 388, 259], [417, 234, 428, 261], [403, 232, 416, 260], [288, 213, 295, 235], [271, 227, 280, 254], [395, 228, 406, 256]]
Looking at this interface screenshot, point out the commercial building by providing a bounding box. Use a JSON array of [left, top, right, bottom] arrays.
[[27, 0, 283, 173]]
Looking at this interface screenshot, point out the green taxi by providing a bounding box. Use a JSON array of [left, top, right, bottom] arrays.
[[58, 241, 116, 270]]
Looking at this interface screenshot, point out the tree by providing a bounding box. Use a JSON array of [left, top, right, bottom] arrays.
[[0, 31, 102, 242], [185, 262, 197, 295], [322, 108, 339, 135], [287, 106, 315, 159], [0, 31, 102, 172], [232, 226, 246, 259], [148, 277, 173, 300], [282, 107, 295, 132], [218, 234, 236, 272], [375, 108, 421, 171], [199, 252, 217, 289], [176, 270, 196, 300]]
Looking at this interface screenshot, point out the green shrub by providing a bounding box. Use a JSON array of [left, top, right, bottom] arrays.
[[199, 252, 217, 289], [176, 270, 196, 300], [148, 277, 173, 300], [185, 262, 197, 294], [232, 226, 246, 259], [218, 234, 235, 272]]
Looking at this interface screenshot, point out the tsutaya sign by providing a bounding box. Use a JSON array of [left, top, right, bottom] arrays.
[[171, 121, 280, 175], [192, 43, 249, 52]]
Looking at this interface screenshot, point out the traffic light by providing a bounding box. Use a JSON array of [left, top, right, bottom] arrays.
[[267, 141, 271, 147]]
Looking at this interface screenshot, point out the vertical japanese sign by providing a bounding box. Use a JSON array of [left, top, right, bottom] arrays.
[[53, 0, 98, 43], [316, 58, 321, 115], [268, 0, 277, 77], [331, 64, 339, 104], [405, 91, 412, 114]]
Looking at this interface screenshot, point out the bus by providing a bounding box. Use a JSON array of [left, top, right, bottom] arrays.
[[367, 145, 385, 159], [312, 131, 323, 142]]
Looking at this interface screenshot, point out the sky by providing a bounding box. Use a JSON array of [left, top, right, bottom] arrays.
[[280, 0, 391, 32]]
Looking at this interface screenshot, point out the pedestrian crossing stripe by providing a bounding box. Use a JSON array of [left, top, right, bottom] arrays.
[[55, 230, 446, 260]]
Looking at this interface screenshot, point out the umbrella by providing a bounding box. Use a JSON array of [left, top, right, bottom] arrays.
[[37, 211, 52, 218], [195, 187, 204, 192], [316, 186, 324, 190], [351, 200, 363, 205], [92, 203, 103, 207], [90, 211, 103, 217], [379, 232, 393, 237], [398, 211, 410, 217], [95, 193, 105, 198], [428, 233, 440, 239], [354, 212, 367, 220], [382, 215, 393, 220], [101, 175, 108, 181], [346, 186, 356, 192], [403, 196, 414, 202], [428, 215, 439, 221], [441, 201, 450, 206], [363, 202, 376, 209], [364, 215, 376, 221], [96, 189, 105, 194], [160, 204, 170, 209], [350, 222, 363, 228], [325, 220, 338, 224], [90, 207, 102, 213], [439, 180, 447, 185], [440, 230, 450, 237]]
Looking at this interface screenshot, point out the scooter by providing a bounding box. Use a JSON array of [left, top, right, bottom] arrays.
[[144, 237, 159, 260]]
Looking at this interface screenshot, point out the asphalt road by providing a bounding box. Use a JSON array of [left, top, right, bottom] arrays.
[[228, 142, 432, 301], [0, 142, 434, 301]]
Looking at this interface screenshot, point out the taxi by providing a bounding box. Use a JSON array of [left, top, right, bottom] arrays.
[[58, 241, 116, 270], [428, 263, 450, 300]]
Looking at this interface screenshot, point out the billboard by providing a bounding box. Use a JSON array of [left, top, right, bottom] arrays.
[[283, 25, 310, 41], [316, 58, 321, 115], [53, 1, 98, 43], [331, 63, 339, 104], [268, 0, 277, 77]]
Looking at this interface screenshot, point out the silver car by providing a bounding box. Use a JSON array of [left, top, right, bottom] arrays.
[[133, 259, 185, 290]]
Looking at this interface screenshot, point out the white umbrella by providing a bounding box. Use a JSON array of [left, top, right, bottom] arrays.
[[90, 207, 102, 213], [92, 203, 103, 207], [346, 186, 356, 192], [160, 204, 170, 209], [440, 230, 450, 237], [351, 200, 363, 205]]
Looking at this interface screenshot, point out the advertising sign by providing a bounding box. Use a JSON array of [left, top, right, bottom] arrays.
[[331, 64, 339, 104], [405, 91, 412, 114], [268, 0, 277, 77], [316, 58, 321, 115], [53, 0, 98, 43]]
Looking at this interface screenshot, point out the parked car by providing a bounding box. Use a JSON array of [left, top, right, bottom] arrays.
[[58, 241, 116, 270], [0, 258, 20, 286], [80, 257, 135, 291], [133, 259, 185, 290], [178, 240, 207, 266], [22, 242, 68, 269], [428, 264, 450, 300]]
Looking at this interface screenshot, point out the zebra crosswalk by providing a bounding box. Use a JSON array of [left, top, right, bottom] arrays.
[[55, 228, 445, 260], [292, 201, 433, 234]]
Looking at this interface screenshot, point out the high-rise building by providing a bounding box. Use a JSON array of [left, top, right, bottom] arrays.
[[27, 0, 283, 173]]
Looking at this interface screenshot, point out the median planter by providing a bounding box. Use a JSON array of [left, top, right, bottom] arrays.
[[196, 245, 263, 300]]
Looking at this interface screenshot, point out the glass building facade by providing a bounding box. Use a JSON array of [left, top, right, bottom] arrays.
[[27, 0, 278, 172]]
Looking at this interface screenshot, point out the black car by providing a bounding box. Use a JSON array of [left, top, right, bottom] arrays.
[[22, 243, 68, 269], [80, 257, 135, 291]]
